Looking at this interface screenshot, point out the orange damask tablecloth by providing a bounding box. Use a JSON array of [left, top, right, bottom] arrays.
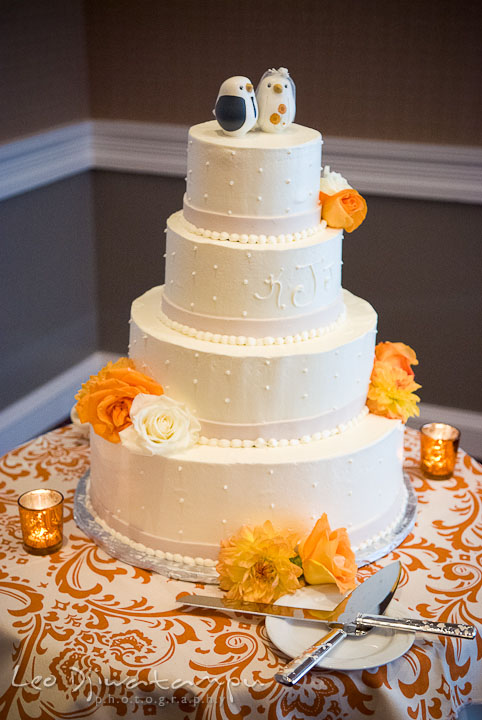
[[0, 425, 480, 720]]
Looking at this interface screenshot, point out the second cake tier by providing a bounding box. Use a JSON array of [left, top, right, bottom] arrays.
[[164, 211, 344, 339], [130, 286, 377, 443]]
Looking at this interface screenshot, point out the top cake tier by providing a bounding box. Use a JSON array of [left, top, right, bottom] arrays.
[[183, 121, 322, 236]]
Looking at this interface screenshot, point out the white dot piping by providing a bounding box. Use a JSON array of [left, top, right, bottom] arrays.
[[352, 483, 409, 553], [85, 469, 408, 570], [85, 490, 216, 568]]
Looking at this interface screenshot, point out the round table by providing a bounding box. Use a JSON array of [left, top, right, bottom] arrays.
[[0, 425, 480, 719]]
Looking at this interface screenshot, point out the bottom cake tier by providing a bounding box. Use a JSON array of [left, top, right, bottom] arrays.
[[88, 413, 406, 567]]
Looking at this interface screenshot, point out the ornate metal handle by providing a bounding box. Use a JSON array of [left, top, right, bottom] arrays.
[[358, 613, 476, 638], [274, 627, 346, 686]]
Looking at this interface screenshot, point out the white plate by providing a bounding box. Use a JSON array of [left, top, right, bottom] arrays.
[[266, 584, 415, 671]]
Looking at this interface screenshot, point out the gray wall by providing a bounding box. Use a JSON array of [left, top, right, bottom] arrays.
[[85, 0, 482, 145], [2, 0, 481, 146], [343, 196, 482, 412], [0, 0, 89, 142], [0, 1, 481, 415], [0, 174, 97, 409], [92, 171, 184, 352], [0, 0, 93, 411], [1, 173, 481, 413]]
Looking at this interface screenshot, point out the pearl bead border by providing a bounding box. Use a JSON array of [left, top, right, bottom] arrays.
[[85, 490, 217, 568], [159, 307, 346, 347], [197, 407, 369, 448], [184, 219, 328, 244]]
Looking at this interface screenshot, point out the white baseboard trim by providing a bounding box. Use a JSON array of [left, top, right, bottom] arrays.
[[0, 122, 93, 201], [322, 136, 482, 205], [1, 120, 481, 203], [408, 403, 482, 459], [1, 363, 480, 460], [0, 352, 119, 456], [92, 120, 188, 177]]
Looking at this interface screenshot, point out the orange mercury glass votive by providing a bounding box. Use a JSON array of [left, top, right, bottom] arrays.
[[18, 489, 64, 555], [420, 423, 461, 480]]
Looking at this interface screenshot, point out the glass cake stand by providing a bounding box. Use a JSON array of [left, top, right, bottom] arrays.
[[74, 473, 417, 585]]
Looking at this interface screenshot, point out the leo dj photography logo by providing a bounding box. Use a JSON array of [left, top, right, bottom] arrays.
[[12, 664, 265, 705]]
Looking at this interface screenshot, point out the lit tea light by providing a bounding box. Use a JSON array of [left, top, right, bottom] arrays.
[[420, 423, 460, 480], [17, 489, 64, 555]]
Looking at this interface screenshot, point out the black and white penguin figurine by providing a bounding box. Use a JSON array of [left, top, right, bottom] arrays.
[[256, 67, 296, 133], [214, 76, 258, 137]]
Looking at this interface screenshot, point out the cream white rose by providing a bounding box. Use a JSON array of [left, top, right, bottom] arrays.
[[119, 394, 201, 455], [319, 165, 351, 195]]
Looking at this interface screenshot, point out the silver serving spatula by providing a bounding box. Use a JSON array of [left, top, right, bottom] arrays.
[[274, 561, 402, 685]]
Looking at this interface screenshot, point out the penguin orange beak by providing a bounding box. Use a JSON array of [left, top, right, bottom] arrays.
[[274, 83, 283, 93], [246, 83, 253, 92]]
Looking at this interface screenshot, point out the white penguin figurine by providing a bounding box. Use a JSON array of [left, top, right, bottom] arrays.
[[214, 76, 258, 137], [256, 67, 296, 133]]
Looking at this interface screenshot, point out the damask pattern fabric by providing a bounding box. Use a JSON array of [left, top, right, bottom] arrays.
[[0, 426, 480, 719]]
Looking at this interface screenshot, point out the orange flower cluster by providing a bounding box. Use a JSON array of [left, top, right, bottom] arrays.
[[319, 189, 367, 233], [217, 514, 358, 603], [298, 513, 357, 594], [367, 341, 421, 423], [375, 341, 418, 377], [217, 521, 303, 603], [75, 358, 163, 443]]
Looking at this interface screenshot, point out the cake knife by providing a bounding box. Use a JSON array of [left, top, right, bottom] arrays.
[[180, 562, 475, 640]]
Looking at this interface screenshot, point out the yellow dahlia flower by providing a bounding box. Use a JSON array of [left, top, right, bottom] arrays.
[[367, 361, 421, 423], [217, 521, 303, 603]]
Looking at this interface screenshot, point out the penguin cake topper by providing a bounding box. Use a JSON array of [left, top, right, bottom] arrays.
[[214, 76, 258, 137], [256, 67, 296, 133]]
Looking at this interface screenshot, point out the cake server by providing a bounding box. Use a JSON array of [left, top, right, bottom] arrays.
[[274, 562, 402, 685], [181, 561, 475, 641]]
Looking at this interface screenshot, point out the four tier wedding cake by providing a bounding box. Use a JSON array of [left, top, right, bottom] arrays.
[[77, 69, 418, 575]]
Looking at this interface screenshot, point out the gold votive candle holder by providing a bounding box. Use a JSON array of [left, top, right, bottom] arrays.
[[420, 423, 460, 479], [18, 489, 64, 555]]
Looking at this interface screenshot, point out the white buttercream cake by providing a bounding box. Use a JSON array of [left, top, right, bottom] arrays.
[[87, 115, 407, 568]]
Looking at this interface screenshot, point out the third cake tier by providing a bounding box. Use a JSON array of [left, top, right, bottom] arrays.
[[130, 285, 376, 444], [163, 212, 344, 339]]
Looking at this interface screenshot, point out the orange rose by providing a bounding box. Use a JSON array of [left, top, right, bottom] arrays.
[[319, 189, 367, 233], [298, 513, 357, 594], [75, 357, 134, 400], [375, 341, 418, 377], [76, 362, 163, 443]]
